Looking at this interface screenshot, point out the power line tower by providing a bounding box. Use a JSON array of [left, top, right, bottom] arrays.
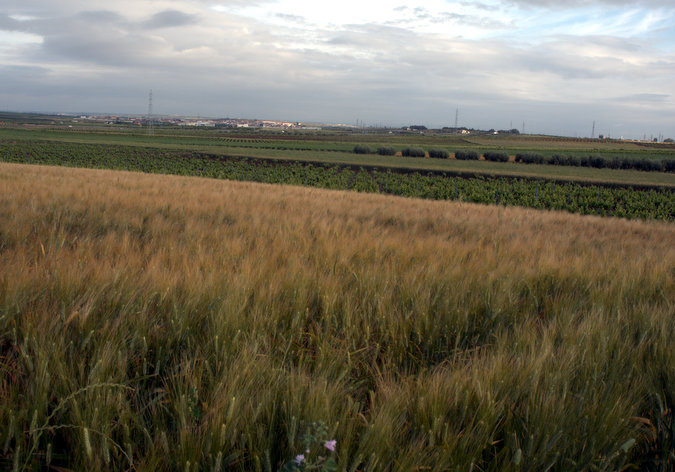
[[454, 107, 458, 130], [147, 89, 154, 136], [591, 121, 595, 139]]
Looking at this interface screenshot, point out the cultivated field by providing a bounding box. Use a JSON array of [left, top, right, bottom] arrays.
[[1, 138, 674, 221], [1, 126, 674, 188], [1, 163, 674, 471]]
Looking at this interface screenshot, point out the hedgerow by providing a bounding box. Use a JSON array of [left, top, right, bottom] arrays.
[[454, 150, 479, 160], [376, 146, 396, 156], [401, 147, 426, 158], [483, 151, 510, 162], [428, 149, 450, 159], [514, 152, 674, 173], [353, 144, 371, 154], [516, 152, 544, 164]]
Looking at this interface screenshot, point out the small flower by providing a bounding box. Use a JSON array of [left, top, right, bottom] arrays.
[[294, 454, 305, 464], [324, 439, 337, 452]]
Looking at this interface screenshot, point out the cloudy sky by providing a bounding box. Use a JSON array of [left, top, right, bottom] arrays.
[[1, 0, 674, 138]]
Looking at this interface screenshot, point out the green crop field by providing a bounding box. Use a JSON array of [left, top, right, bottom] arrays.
[[1, 139, 673, 220], [0, 123, 674, 189]]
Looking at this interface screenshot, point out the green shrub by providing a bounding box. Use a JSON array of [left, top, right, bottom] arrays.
[[548, 154, 564, 165], [606, 157, 621, 169], [565, 155, 581, 166], [454, 150, 479, 160], [483, 151, 510, 162], [376, 146, 397, 156], [516, 152, 544, 164], [634, 159, 663, 172], [428, 149, 450, 159], [353, 144, 371, 154], [590, 156, 606, 168], [401, 147, 426, 158], [620, 157, 638, 170]]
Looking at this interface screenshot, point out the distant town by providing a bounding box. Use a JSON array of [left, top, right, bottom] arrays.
[[24, 113, 536, 137], [37, 113, 514, 136], [67, 114, 321, 130], [56, 115, 675, 142], [0, 111, 671, 142]]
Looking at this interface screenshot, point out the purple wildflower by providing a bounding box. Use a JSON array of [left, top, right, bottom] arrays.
[[324, 439, 337, 452]]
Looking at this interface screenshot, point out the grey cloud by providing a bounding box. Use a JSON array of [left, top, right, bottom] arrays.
[[1, 1, 673, 138], [0, 10, 128, 39], [617, 93, 670, 102], [0, 14, 23, 31], [506, 35, 664, 80], [142, 10, 198, 29], [459, 2, 499, 12], [0, 65, 50, 84], [571, 35, 644, 52], [413, 7, 428, 18], [326, 24, 417, 48], [312, 24, 674, 106], [522, 56, 619, 79], [1, 8, 210, 68], [39, 33, 164, 67], [2, 1, 67, 15], [19, 13, 140, 66], [75, 10, 126, 23]]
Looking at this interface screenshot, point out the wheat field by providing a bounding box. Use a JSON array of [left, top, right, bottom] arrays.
[[0, 163, 674, 471]]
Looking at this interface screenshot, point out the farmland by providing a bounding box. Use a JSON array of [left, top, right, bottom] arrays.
[[0, 119, 674, 470], [0, 124, 673, 220], [1, 163, 674, 470]]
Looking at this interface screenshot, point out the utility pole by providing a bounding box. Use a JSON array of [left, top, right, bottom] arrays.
[[591, 121, 595, 139], [147, 89, 154, 136]]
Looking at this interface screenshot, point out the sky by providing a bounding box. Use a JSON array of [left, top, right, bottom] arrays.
[[1, 0, 674, 138]]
